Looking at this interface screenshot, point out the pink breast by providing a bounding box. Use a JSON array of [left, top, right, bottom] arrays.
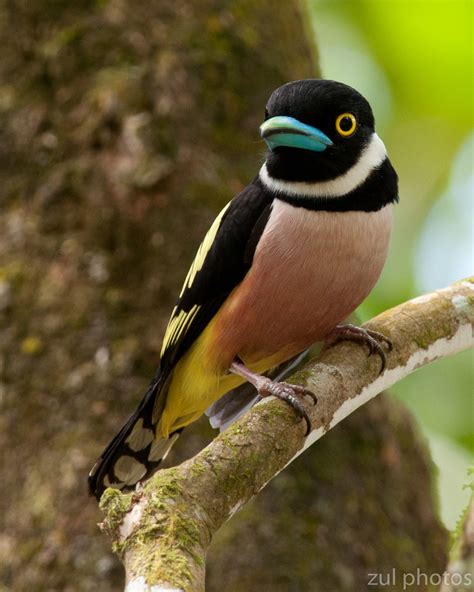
[[212, 200, 392, 367]]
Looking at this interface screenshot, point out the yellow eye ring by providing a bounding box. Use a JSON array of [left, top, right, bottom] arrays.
[[335, 113, 357, 137]]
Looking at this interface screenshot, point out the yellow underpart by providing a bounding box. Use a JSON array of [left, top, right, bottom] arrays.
[[157, 317, 283, 438]]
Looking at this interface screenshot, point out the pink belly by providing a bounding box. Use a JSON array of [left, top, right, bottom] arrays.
[[211, 200, 392, 367]]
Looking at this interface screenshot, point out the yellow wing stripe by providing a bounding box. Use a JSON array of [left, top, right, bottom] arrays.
[[161, 304, 201, 357], [179, 202, 231, 297], [160, 201, 231, 358]]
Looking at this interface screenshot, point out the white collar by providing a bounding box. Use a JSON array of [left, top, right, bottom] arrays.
[[259, 133, 387, 198]]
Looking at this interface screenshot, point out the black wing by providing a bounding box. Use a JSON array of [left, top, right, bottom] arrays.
[[88, 181, 273, 498], [159, 180, 273, 373]]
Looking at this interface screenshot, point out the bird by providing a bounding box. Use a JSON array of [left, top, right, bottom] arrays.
[[89, 78, 398, 500]]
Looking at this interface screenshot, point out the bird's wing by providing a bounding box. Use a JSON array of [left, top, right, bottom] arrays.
[[88, 182, 273, 498], [159, 181, 273, 374]]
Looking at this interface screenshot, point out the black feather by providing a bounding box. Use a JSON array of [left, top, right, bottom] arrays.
[[160, 182, 274, 372]]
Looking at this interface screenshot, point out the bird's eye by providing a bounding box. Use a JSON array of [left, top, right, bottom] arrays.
[[335, 113, 357, 137], [264, 108, 269, 120]]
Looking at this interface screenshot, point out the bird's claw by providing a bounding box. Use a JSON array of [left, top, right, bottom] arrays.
[[365, 328, 393, 352], [258, 380, 317, 436], [326, 324, 392, 374], [287, 383, 318, 406]]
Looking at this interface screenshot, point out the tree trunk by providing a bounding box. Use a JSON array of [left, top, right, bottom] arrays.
[[0, 1, 448, 590]]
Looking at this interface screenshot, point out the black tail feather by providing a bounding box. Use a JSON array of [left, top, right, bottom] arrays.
[[88, 370, 180, 500]]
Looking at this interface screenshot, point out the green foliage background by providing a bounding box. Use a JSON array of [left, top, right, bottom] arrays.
[[308, 0, 472, 528]]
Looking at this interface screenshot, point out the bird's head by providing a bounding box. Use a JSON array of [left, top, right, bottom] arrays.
[[260, 79, 386, 188]]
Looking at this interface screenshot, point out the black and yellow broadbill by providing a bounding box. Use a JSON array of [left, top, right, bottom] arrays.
[[89, 79, 398, 499]]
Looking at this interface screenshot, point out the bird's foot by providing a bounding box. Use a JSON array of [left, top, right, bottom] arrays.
[[325, 324, 392, 374], [258, 379, 317, 436], [229, 358, 317, 436]]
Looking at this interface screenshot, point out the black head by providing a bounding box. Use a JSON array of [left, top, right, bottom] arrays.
[[261, 79, 377, 183]]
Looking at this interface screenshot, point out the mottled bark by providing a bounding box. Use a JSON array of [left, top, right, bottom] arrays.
[[0, 1, 316, 590], [100, 279, 473, 591]]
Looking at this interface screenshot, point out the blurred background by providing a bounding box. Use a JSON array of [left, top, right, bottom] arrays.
[[0, 0, 471, 590], [308, 0, 473, 530]]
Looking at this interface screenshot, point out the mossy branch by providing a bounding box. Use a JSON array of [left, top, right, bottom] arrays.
[[98, 278, 474, 592]]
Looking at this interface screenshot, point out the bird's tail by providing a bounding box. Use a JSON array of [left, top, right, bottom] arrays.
[[88, 370, 181, 500]]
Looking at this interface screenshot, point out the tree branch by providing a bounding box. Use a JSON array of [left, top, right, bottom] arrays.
[[98, 278, 474, 592]]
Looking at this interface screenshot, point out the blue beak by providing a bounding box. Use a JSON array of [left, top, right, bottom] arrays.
[[260, 116, 333, 153]]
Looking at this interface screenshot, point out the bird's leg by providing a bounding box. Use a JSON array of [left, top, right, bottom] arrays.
[[325, 323, 392, 373], [229, 358, 317, 436]]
